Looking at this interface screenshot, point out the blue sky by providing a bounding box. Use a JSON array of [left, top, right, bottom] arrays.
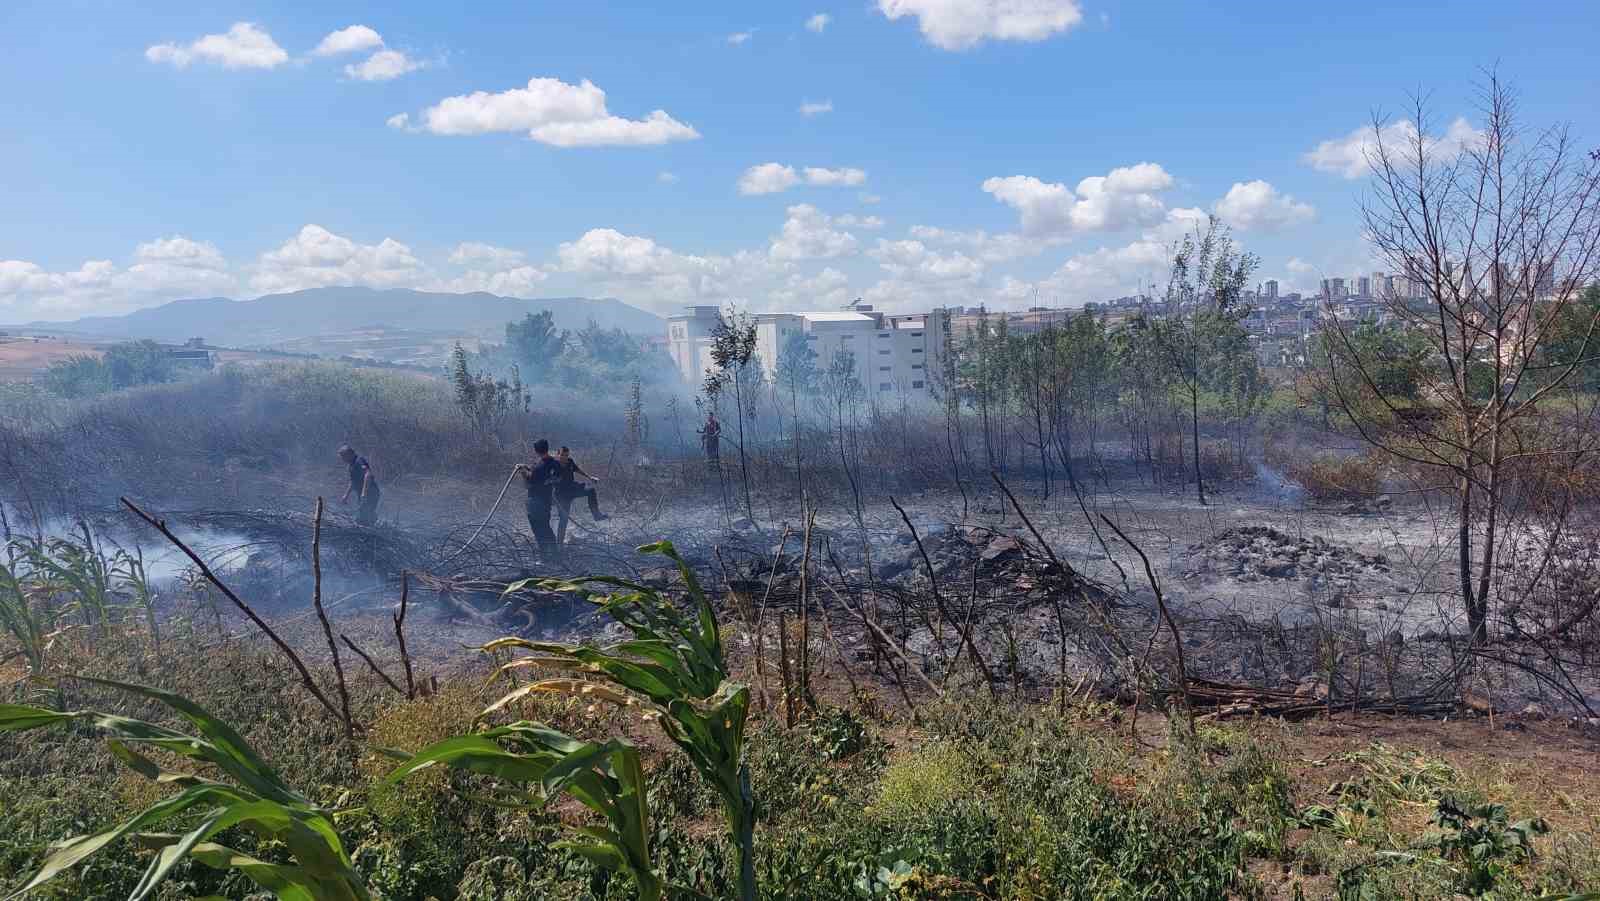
[[2, 0, 1596, 321]]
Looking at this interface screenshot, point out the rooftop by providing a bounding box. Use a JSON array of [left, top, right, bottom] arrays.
[[795, 312, 876, 323]]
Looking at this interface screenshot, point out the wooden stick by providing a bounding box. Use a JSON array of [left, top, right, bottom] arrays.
[[121, 497, 344, 727], [310, 498, 354, 737], [820, 580, 944, 699], [752, 529, 792, 716], [799, 508, 817, 712], [340, 634, 404, 695], [776, 610, 795, 727], [394, 571, 415, 700], [890, 495, 997, 692], [1100, 512, 1194, 738]]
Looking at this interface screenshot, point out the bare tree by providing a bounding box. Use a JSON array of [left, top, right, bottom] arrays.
[[1323, 72, 1600, 645]]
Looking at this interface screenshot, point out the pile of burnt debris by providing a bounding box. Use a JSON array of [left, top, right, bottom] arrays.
[[1182, 525, 1391, 589]]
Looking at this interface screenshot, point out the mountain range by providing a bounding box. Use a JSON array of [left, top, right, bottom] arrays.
[[13, 287, 664, 347]]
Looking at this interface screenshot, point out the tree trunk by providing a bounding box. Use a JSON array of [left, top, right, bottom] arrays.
[[1191, 385, 1206, 505]]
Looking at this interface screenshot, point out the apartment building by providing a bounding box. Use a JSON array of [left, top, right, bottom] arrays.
[[666, 304, 945, 398]]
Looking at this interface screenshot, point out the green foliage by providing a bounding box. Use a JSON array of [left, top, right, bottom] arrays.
[[623, 375, 648, 449], [1539, 283, 1600, 391], [774, 330, 818, 399], [0, 676, 369, 900], [872, 743, 969, 821], [387, 724, 664, 901], [504, 311, 567, 372], [805, 706, 868, 762], [504, 538, 757, 900], [1, 525, 161, 696], [449, 343, 529, 434], [42, 341, 187, 398]]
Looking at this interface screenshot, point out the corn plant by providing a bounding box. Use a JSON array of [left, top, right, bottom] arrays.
[[111, 545, 160, 654], [0, 554, 49, 685], [0, 675, 370, 901], [491, 539, 757, 901], [13, 525, 117, 628], [386, 723, 665, 900]]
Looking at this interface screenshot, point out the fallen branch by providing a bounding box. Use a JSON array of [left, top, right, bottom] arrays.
[[121, 496, 345, 728]]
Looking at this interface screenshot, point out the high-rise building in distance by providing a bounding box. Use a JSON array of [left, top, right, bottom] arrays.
[[1264, 279, 1279, 299]]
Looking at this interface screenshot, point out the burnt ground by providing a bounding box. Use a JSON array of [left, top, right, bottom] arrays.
[[55, 455, 1600, 721]]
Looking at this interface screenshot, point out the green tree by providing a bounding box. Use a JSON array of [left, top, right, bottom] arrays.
[[42, 340, 179, 398], [775, 330, 818, 500], [504, 311, 566, 376], [706, 309, 760, 523], [1147, 216, 1258, 505]]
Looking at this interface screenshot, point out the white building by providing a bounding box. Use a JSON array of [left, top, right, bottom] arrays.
[[665, 305, 723, 388], [666, 304, 945, 399]]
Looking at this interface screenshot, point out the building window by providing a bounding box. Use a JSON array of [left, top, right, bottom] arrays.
[[879, 383, 892, 391], [913, 380, 924, 389], [878, 349, 890, 355], [879, 365, 891, 371], [912, 364, 923, 370], [805, 335, 817, 341], [911, 347, 923, 354], [911, 332, 922, 337], [877, 333, 890, 338], [841, 334, 855, 340]]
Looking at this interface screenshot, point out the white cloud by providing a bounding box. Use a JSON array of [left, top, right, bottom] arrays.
[[146, 22, 288, 70], [803, 166, 867, 187], [769, 205, 860, 261], [658, 171, 680, 184], [251, 225, 426, 294], [799, 99, 834, 116], [739, 163, 800, 195], [807, 13, 833, 33], [728, 31, 754, 45], [739, 163, 868, 195], [859, 193, 882, 205], [907, 225, 1037, 262], [877, 0, 1084, 50], [835, 214, 885, 229], [773, 267, 851, 307], [133, 236, 228, 270], [996, 238, 1168, 306], [435, 266, 548, 297], [313, 25, 384, 56], [407, 77, 700, 147], [386, 113, 412, 130], [982, 162, 1173, 236], [870, 238, 984, 283], [448, 242, 526, 268], [1213, 180, 1314, 232], [1286, 257, 1315, 276], [436, 244, 549, 297], [0, 236, 237, 319], [554, 228, 782, 310], [345, 49, 424, 82], [1303, 116, 1483, 179]]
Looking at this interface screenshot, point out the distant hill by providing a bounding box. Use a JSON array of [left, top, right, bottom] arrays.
[[16, 287, 663, 346]]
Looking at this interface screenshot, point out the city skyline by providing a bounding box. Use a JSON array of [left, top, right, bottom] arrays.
[[2, 1, 1597, 323]]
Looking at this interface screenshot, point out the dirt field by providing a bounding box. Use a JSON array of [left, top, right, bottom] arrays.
[[0, 334, 103, 380]]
